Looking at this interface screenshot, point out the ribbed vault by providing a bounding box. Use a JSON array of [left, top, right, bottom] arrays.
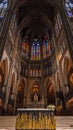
[[13, 0, 59, 40]]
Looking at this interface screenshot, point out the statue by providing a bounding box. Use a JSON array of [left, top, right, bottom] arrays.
[[33, 92, 38, 102]]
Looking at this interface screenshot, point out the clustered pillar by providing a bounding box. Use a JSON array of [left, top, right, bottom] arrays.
[[58, 1, 73, 64]]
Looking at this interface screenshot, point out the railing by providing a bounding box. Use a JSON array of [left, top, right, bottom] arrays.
[[16, 108, 56, 130]]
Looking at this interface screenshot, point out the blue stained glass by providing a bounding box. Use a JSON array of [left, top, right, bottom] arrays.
[[0, 0, 7, 18], [0, 0, 7, 9], [68, 11, 73, 17], [31, 39, 41, 60], [66, 0, 73, 17]]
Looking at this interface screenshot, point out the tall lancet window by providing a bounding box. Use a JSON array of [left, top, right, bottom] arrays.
[[42, 36, 51, 59], [66, 0, 73, 18], [31, 39, 41, 60], [21, 39, 29, 60], [0, 0, 7, 18]]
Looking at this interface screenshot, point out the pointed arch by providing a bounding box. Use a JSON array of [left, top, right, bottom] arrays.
[[16, 79, 25, 108], [44, 78, 55, 106], [63, 56, 72, 87], [44, 78, 52, 96], [29, 80, 41, 102], [18, 8, 55, 34]]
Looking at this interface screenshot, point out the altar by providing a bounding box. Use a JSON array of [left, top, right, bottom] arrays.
[[16, 108, 56, 130]]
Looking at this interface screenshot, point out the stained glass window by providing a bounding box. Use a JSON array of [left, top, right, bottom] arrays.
[[66, 0, 73, 18], [42, 36, 51, 59], [21, 39, 29, 60], [0, 0, 7, 18], [31, 39, 41, 60], [31, 42, 36, 60]]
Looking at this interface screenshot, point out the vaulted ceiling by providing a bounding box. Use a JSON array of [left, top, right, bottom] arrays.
[[15, 0, 58, 40]]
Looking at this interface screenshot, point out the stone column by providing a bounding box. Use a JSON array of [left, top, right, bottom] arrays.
[[40, 41, 44, 106], [27, 42, 31, 107], [52, 34, 66, 110], [4, 34, 19, 111], [57, 0, 73, 64], [50, 35, 57, 106], [14, 74, 20, 115]]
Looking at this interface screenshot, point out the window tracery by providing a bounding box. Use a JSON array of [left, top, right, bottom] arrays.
[[31, 39, 41, 61], [0, 0, 7, 18], [66, 0, 73, 18], [42, 36, 51, 59], [21, 39, 29, 60]]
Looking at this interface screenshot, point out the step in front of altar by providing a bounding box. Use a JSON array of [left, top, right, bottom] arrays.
[[16, 108, 56, 130]]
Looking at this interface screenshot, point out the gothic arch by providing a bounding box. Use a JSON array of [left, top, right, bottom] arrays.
[[29, 80, 41, 102], [16, 79, 25, 107], [64, 57, 73, 92], [18, 8, 55, 34], [63, 57, 72, 86], [47, 83, 55, 105], [64, 57, 72, 75], [13, 0, 57, 12], [44, 78, 55, 106], [44, 78, 52, 97]]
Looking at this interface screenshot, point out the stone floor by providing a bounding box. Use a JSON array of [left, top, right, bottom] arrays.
[[0, 116, 73, 130]]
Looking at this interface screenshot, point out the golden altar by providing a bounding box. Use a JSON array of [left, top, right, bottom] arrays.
[[16, 108, 56, 130]]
